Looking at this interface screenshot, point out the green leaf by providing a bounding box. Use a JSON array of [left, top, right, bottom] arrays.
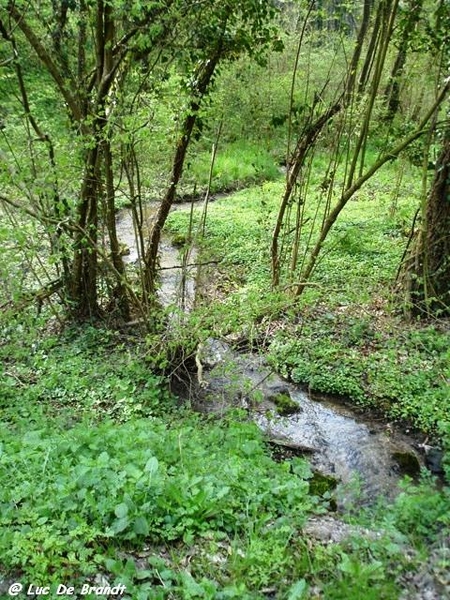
[[124, 463, 143, 479], [36, 516, 48, 525], [98, 451, 110, 465], [114, 503, 129, 518], [287, 579, 308, 600], [110, 516, 130, 534], [144, 456, 159, 476], [133, 516, 149, 536], [180, 572, 204, 596], [135, 569, 154, 581]]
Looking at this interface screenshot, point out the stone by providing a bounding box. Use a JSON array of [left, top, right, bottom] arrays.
[[303, 515, 382, 544], [268, 392, 301, 416], [200, 338, 232, 369], [392, 450, 421, 476], [425, 448, 445, 475]]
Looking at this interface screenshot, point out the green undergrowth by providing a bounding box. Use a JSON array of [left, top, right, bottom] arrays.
[[0, 410, 314, 596], [268, 316, 450, 434], [0, 322, 173, 426], [0, 405, 417, 600], [166, 161, 449, 436], [182, 140, 281, 196], [0, 322, 449, 598]]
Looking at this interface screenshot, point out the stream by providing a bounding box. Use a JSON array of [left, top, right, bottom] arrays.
[[116, 200, 425, 508], [193, 342, 423, 508], [116, 202, 197, 310], [257, 389, 416, 505]]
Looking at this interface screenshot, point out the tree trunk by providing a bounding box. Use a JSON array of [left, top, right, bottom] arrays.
[[358, 0, 383, 95], [70, 146, 100, 319], [384, 0, 423, 120], [103, 138, 131, 319], [402, 133, 450, 316], [271, 0, 383, 289], [344, 0, 373, 103], [271, 102, 341, 287], [294, 81, 450, 297], [143, 56, 220, 298]]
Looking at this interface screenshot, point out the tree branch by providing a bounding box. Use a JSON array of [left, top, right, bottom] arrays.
[[7, 4, 82, 123]]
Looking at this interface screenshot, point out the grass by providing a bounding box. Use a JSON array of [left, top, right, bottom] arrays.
[[181, 140, 281, 196]]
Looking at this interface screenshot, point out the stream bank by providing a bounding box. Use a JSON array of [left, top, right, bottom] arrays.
[[189, 338, 424, 508], [116, 204, 430, 509]]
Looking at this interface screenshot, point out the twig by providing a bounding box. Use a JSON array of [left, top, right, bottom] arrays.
[[4, 371, 27, 386], [158, 260, 221, 271], [0, 278, 63, 313]]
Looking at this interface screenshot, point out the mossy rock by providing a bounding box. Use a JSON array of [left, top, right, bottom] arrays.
[[171, 234, 189, 248], [269, 392, 300, 416], [425, 448, 444, 475], [309, 472, 338, 510], [392, 451, 421, 477]]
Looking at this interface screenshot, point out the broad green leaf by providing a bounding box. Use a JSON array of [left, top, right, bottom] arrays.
[[144, 457, 159, 476], [287, 579, 308, 600], [133, 516, 149, 536], [114, 503, 129, 518], [110, 516, 130, 534]]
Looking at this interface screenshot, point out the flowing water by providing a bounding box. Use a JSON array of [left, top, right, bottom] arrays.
[[255, 389, 417, 506], [117, 200, 424, 506], [116, 202, 197, 309]]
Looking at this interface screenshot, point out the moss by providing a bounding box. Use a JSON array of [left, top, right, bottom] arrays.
[[309, 472, 338, 511], [171, 234, 189, 248], [270, 392, 300, 416], [392, 451, 421, 477]]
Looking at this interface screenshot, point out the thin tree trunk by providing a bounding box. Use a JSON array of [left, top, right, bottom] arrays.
[[271, 102, 341, 287], [384, 0, 423, 119], [271, 0, 384, 289], [294, 81, 450, 296], [71, 147, 100, 318], [143, 56, 220, 297], [103, 139, 130, 319], [0, 21, 71, 285], [358, 0, 383, 95], [344, 0, 373, 103], [402, 132, 450, 316]]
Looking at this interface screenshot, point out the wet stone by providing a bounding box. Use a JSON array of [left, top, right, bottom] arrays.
[[268, 392, 301, 416], [425, 448, 445, 475], [392, 449, 421, 477]]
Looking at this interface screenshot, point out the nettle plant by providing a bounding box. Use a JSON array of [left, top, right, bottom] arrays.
[[0, 415, 316, 588]]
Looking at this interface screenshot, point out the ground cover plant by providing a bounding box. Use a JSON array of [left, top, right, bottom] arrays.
[[1, 325, 449, 600], [1, 139, 449, 600], [166, 157, 450, 437], [1, 1, 450, 597]]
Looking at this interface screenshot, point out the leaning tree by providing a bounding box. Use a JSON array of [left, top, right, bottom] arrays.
[[270, 0, 450, 297]]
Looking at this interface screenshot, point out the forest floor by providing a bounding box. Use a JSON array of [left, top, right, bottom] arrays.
[[1, 162, 450, 599]]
